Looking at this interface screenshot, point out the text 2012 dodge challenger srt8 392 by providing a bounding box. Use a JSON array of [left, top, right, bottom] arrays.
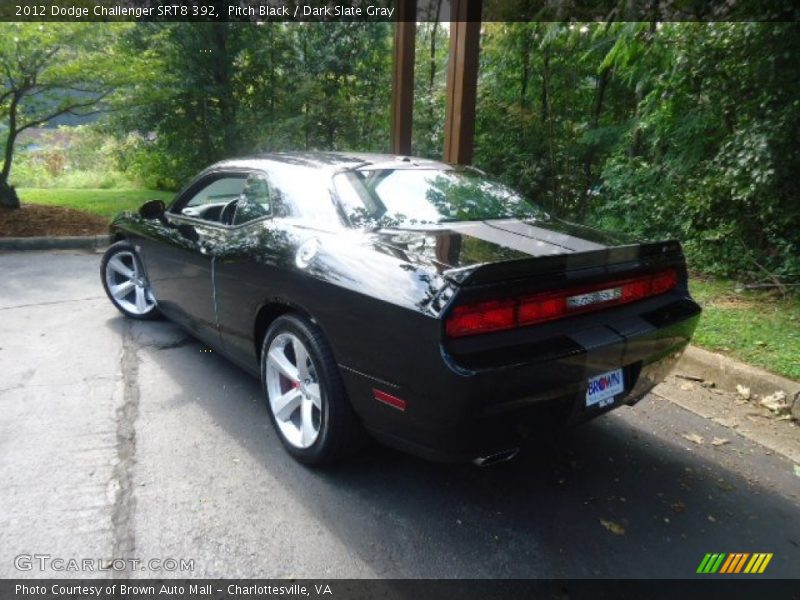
[[101, 152, 701, 466]]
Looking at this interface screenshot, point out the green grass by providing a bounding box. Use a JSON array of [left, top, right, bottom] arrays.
[[18, 188, 175, 220], [689, 277, 800, 381]]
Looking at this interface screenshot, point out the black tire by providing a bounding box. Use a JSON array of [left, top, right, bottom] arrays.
[[100, 241, 161, 321], [261, 314, 364, 466]]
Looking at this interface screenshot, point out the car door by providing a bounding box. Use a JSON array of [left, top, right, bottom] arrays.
[[211, 165, 357, 372], [211, 171, 285, 370], [142, 170, 249, 345]]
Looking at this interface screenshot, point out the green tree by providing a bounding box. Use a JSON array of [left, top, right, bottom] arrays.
[[598, 22, 800, 282], [412, 10, 448, 158], [113, 23, 392, 189], [0, 23, 136, 209], [470, 21, 799, 283]]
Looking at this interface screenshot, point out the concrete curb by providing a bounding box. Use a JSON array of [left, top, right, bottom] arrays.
[[675, 345, 800, 420], [0, 235, 110, 251]]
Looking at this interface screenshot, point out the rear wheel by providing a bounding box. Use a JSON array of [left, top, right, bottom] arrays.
[[261, 314, 363, 465], [101, 241, 160, 320]]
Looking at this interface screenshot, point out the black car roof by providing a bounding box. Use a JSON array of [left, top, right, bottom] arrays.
[[209, 151, 452, 174]]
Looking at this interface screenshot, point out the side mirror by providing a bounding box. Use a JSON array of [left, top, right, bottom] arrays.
[[177, 223, 199, 243], [139, 199, 165, 220]]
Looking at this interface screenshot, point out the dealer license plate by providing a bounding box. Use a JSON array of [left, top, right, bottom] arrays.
[[586, 368, 624, 408]]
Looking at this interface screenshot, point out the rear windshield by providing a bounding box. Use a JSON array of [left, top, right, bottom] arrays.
[[333, 168, 544, 228]]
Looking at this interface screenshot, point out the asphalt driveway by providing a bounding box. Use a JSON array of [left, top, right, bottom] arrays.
[[0, 250, 798, 579]]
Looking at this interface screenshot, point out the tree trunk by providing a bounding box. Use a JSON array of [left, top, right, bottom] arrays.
[[630, 20, 658, 158], [429, 16, 438, 95], [541, 49, 558, 212], [0, 179, 20, 210], [428, 0, 442, 95], [211, 25, 236, 157], [1, 131, 14, 182], [520, 26, 530, 110], [1, 93, 21, 209], [578, 66, 611, 220]]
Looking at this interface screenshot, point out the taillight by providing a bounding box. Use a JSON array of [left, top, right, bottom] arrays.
[[445, 299, 516, 338], [652, 269, 678, 294], [445, 268, 678, 338]]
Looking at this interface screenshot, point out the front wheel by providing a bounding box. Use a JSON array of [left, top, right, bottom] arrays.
[[261, 314, 363, 466], [101, 241, 161, 320]]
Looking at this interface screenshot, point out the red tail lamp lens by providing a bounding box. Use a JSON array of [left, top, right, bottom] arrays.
[[446, 269, 678, 338], [445, 299, 516, 337], [622, 280, 650, 302], [518, 296, 566, 324], [652, 269, 678, 294]]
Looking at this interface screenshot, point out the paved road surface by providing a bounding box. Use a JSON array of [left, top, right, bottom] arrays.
[[0, 250, 797, 579]]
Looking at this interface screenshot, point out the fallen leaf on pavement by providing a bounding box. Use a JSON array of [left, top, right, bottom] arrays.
[[711, 437, 730, 446], [670, 501, 686, 513], [717, 479, 735, 492], [682, 433, 704, 445], [600, 519, 626, 535], [794, 465, 800, 478], [736, 384, 751, 400], [760, 391, 789, 415]]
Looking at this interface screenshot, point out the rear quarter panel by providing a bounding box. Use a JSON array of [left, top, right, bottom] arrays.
[[212, 220, 449, 390]]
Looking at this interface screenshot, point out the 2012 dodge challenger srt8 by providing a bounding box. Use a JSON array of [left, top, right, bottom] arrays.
[[101, 152, 701, 466]]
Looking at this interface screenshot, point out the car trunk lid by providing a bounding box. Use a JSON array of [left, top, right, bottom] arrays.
[[373, 217, 683, 287]]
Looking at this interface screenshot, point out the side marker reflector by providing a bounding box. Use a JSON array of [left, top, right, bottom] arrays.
[[373, 389, 407, 411]]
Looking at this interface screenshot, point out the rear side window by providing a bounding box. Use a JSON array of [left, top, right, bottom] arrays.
[[266, 165, 341, 226]]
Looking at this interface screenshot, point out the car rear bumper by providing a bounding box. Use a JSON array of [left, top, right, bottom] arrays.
[[340, 299, 701, 463]]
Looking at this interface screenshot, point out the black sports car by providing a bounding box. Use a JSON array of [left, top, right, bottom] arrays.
[[101, 152, 701, 466]]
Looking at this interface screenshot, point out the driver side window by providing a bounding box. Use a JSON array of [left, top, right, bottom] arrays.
[[231, 172, 272, 225], [180, 177, 247, 222]]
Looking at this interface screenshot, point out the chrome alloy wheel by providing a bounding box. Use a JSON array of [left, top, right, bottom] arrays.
[[104, 250, 157, 316], [265, 332, 323, 449]]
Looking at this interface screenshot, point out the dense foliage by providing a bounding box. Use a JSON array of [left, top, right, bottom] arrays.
[[111, 22, 392, 190], [3, 21, 797, 283], [475, 22, 800, 282], [11, 125, 132, 189]]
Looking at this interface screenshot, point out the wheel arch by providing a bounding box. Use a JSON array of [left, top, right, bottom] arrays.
[[253, 299, 315, 361]]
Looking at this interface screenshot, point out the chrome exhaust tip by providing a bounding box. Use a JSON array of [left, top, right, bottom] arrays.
[[473, 447, 520, 467]]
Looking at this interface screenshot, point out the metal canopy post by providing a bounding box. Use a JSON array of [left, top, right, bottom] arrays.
[[390, 0, 417, 156], [443, 0, 482, 165]]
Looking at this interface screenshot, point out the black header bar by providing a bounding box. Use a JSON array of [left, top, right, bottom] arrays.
[[2, 579, 800, 600], [2, 0, 798, 22]]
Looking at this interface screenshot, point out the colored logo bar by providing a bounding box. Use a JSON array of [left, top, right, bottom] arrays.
[[696, 553, 773, 574]]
